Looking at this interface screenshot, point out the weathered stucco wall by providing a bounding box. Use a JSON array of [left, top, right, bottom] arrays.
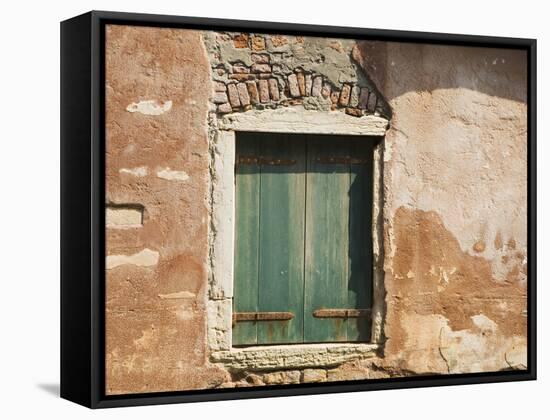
[[105, 26, 527, 394], [353, 42, 527, 373], [104, 25, 228, 395]]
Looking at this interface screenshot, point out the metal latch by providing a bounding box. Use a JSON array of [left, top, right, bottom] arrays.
[[237, 156, 297, 166], [233, 311, 294, 326], [313, 308, 371, 318], [316, 156, 370, 164]]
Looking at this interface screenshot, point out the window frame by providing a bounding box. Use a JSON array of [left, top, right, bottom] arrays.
[[207, 108, 388, 370]]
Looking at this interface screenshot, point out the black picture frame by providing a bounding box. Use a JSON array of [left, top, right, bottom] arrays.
[[60, 10, 537, 409]]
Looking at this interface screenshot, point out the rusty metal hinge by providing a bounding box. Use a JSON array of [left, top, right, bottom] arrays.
[[237, 156, 297, 166], [233, 311, 294, 326], [313, 308, 371, 318], [316, 157, 370, 165]]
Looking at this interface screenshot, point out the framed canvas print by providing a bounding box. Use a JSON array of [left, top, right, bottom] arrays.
[[60, 11, 536, 408]]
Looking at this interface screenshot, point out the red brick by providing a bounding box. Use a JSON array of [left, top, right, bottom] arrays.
[[246, 81, 260, 104], [232, 63, 250, 74], [251, 53, 270, 63], [339, 84, 351, 106], [311, 76, 323, 97], [258, 79, 270, 103], [251, 35, 266, 51], [218, 103, 232, 113], [237, 83, 250, 106], [287, 74, 300, 97], [268, 79, 280, 101], [345, 107, 363, 117], [270, 35, 288, 47], [296, 72, 306, 96], [227, 83, 241, 107], [251, 63, 271, 73], [233, 34, 249, 49]]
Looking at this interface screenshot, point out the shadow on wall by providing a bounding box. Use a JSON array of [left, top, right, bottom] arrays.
[[353, 41, 528, 104]]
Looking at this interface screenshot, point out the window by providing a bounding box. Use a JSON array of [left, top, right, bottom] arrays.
[[233, 132, 376, 346]]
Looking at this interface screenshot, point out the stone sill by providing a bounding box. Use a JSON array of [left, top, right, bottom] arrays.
[[211, 342, 381, 371]]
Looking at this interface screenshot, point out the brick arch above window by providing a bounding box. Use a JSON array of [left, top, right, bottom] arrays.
[[203, 31, 392, 120]]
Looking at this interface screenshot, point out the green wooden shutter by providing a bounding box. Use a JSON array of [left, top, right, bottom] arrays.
[[233, 133, 306, 345], [233, 133, 374, 346]]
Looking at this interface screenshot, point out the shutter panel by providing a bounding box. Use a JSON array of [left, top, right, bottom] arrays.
[[233, 136, 261, 346], [304, 137, 351, 342], [233, 133, 306, 345], [304, 136, 374, 342], [257, 134, 306, 344]]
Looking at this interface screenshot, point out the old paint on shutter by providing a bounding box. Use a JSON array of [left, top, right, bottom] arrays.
[[347, 138, 374, 341], [304, 136, 351, 342], [257, 134, 306, 344], [233, 135, 261, 346]]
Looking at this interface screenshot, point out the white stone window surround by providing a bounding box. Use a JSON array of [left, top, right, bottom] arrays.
[[207, 107, 389, 370]]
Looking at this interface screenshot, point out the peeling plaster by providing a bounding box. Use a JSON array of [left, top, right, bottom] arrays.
[[106, 248, 160, 270], [156, 167, 190, 181], [119, 166, 149, 177], [126, 100, 173, 115], [158, 291, 196, 299]]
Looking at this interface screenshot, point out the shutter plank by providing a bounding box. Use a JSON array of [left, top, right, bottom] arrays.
[[347, 138, 374, 341], [233, 135, 260, 346], [304, 136, 351, 342], [257, 133, 306, 344]]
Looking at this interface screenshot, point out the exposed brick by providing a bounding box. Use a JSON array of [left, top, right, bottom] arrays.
[[245, 373, 264, 386], [350, 86, 360, 107], [305, 75, 312, 96], [367, 92, 378, 112], [258, 73, 272, 79], [251, 53, 270, 64], [321, 83, 332, 99], [270, 35, 288, 47], [213, 81, 227, 92], [237, 83, 250, 106], [216, 67, 225, 76], [359, 88, 370, 109], [227, 83, 241, 107], [339, 84, 351, 106], [296, 72, 306, 96], [258, 79, 270, 103], [251, 35, 266, 51], [285, 98, 303, 106], [212, 91, 229, 104], [302, 369, 327, 383], [251, 63, 271, 73], [345, 107, 363, 117], [330, 91, 340, 107], [233, 34, 249, 49], [311, 76, 323, 97], [232, 63, 250, 74], [229, 74, 254, 81], [246, 81, 260, 104], [263, 371, 300, 385], [268, 78, 280, 101], [288, 74, 300, 97], [327, 369, 368, 382], [217, 103, 232, 113]]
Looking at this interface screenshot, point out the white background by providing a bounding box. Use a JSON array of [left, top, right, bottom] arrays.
[[0, 0, 546, 418]]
